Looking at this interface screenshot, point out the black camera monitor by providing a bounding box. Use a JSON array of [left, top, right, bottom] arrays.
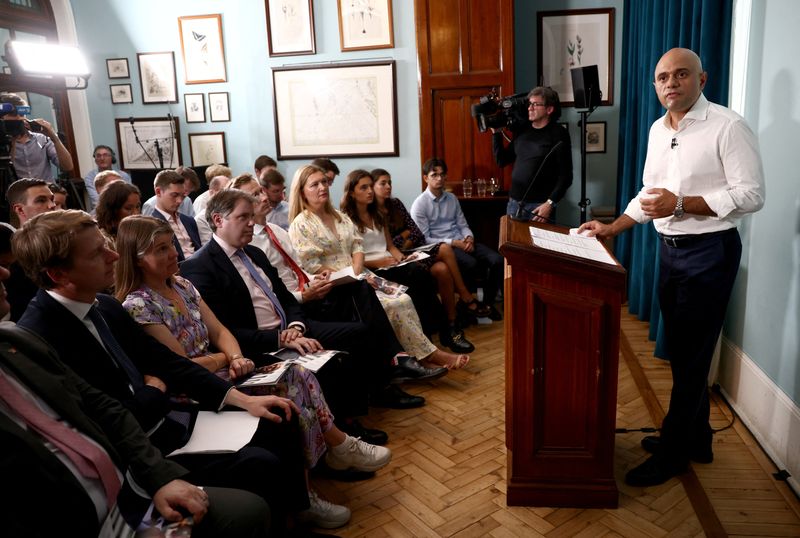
[[571, 65, 601, 109]]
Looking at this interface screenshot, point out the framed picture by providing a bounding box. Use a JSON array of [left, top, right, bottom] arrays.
[[208, 92, 230, 122], [114, 117, 182, 170], [537, 8, 614, 107], [189, 132, 227, 166], [106, 58, 129, 79], [178, 14, 228, 84], [184, 93, 206, 123], [110, 84, 133, 104], [337, 0, 394, 51], [265, 0, 316, 57], [585, 121, 606, 153], [137, 51, 178, 104], [272, 60, 398, 159]]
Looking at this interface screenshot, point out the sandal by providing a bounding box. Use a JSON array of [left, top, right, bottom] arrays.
[[425, 350, 470, 370], [458, 298, 491, 318]]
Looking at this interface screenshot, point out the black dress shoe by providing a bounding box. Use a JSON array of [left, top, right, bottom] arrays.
[[624, 454, 687, 487], [640, 435, 714, 464], [370, 385, 425, 409], [390, 356, 448, 384], [439, 325, 475, 353], [339, 419, 389, 446], [487, 304, 503, 321]]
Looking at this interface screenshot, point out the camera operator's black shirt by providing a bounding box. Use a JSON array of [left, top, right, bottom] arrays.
[[493, 121, 573, 203]]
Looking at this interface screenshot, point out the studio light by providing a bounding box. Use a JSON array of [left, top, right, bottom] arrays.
[[4, 40, 91, 89]]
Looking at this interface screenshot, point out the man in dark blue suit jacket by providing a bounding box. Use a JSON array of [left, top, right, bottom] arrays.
[[12, 209, 309, 533], [150, 169, 202, 261]]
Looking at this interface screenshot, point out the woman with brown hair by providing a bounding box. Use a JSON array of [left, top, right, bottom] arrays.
[[94, 181, 141, 247]]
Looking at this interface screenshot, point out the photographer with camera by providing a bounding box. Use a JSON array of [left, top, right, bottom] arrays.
[[491, 87, 572, 223], [0, 93, 73, 182]]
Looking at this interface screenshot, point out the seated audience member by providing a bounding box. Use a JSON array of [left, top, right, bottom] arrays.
[[95, 181, 142, 248], [311, 158, 339, 186], [254, 154, 277, 178], [259, 168, 290, 230], [93, 169, 123, 200], [290, 165, 467, 370], [194, 175, 228, 243], [182, 189, 432, 413], [410, 158, 504, 320], [116, 215, 391, 528], [344, 170, 474, 354], [0, 92, 73, 181], [13, 210, 312, 534], [0, 296, 272, 537], [84, 144, 132, 209], [149, 170, 202, 262], [194, 164, 233, 217], [49, 183, 68, 210], [372, 168, 491, 326], [143, 166, 199, 218]]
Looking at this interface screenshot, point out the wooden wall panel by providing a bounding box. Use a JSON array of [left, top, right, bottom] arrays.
[[466, 0, 503, 73], [426, 0, 461, 75]]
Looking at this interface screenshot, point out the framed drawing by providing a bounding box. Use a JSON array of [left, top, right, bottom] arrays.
[[189, 132, 227, 166], [585, 121, 606, 153], [178, 14, 227, 84], [265, 0, 316, 57], [337, 0, 394, 51], [137, 52, 178, 104], [272, 60, 398, 159], [114, 117, 182, 170], [184, 93, 206, 123], [209, 92, 230, 122], [110, 84, 133, 104], [106, 58, 129, 79], [537, 8, 614, 107]]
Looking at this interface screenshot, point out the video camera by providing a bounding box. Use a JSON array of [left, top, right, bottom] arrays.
[[0, 102, 27, 138], [471, 90, 529, 134]]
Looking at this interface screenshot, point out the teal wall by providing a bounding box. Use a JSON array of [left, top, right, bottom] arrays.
[[69, 0, 422, 207], [515, 0, 625, 227], [725, 0, 800, 404]]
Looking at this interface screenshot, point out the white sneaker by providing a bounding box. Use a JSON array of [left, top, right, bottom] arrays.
[[297, 490, 351, 529], [325, 435, 392, 472]]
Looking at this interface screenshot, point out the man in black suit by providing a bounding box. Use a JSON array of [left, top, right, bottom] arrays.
[[150, 170, 202, 262], [13, 210, 311, 533], [181, 190, 433, 415], [0, 270, 270, 536]]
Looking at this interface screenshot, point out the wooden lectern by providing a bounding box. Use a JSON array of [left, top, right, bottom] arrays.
[[499, 217, 626, 508]]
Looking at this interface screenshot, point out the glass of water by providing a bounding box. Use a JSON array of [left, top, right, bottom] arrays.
[[462, 178, 473, 197], [476, 178, 486, 197]]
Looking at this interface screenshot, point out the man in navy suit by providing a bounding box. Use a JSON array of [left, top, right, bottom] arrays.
[[150, 169, 202, 261], [13, 209, 310, 533]]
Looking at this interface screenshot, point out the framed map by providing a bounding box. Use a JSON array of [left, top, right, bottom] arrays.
[[115, 117, 182, 170], [271, 60, 397, 159]]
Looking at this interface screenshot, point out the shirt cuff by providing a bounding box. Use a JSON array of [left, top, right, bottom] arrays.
[[702, 191, 735, 220], [288, 321, 305, 334], [218, 386, 236, 411], [292, 290, 303, 303]]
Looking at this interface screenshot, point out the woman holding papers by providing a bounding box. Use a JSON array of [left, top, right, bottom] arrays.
[[114, 216, 391, 530], [288, 164, 469, 370], [342, 169, 476, 355]]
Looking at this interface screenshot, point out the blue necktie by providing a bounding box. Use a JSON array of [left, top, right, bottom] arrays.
[[86, 306, 144, 391], [234, 249, 287, 330]]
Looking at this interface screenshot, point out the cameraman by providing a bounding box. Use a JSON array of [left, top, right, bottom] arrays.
[[492, 87, 572, 222], [0, 92, 73, 182]]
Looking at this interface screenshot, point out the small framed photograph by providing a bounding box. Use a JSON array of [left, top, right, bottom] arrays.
[[137, 51, 178, 104], [266, 0, 316, 57], [189, 132, 227, 166], [110, 83, 133, 104], [106, 58, 130, 79], [178, 14, 228, 84], [585, 121, 606, 153], [184, 93, 206, 123], [337, 0, 394, 51], [208, 92, 230, 122]]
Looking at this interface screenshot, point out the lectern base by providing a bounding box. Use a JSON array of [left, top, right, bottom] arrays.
[[507, 476, 619, 508]]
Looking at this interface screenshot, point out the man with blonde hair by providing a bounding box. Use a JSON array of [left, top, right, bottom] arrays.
[[93, 170, 123, 198]]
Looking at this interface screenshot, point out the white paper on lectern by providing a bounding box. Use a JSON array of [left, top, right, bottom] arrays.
[[529, 227, 616, 265], [168, 411, 260, 456]]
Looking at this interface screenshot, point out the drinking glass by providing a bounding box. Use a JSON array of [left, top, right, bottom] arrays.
[[462, 178, 473, 197], [489, 177, 499, 195], [476, 178, 486, 197]]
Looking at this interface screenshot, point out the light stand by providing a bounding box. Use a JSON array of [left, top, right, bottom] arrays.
[[576, 91, 598, 224]]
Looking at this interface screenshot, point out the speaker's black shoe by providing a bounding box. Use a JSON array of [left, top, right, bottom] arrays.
[[640, 435, 714, 464], [339, 419, 389, 446], [624, 455, 687, 487], [390, 355, 448, 384], [439, 326, 475, 353], [370, 385, 425, 409]]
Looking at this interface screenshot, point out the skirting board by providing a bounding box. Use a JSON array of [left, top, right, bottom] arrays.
[[718, 337, 800, 495]]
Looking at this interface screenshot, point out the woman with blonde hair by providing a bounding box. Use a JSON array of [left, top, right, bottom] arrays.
[[114, 215, 391, 529], [288, 165, 469, 370]]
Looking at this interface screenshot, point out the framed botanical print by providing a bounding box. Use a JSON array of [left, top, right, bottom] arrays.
[[137, 52, 178, 104], [178, 14, 228, 84], [110, 84, 133, 104], [337, 0, 394, 51], [106, 58, 129, 79]]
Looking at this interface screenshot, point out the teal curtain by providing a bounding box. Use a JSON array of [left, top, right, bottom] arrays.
[[616, 0, 733, 350]]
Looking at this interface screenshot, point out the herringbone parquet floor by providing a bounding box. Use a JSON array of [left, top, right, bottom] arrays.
[[313, 311, 800, 537]]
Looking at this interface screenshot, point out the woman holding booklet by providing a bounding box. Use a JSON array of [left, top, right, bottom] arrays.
[[288, 164, 470, 370], [114, 215, 390, 530]]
